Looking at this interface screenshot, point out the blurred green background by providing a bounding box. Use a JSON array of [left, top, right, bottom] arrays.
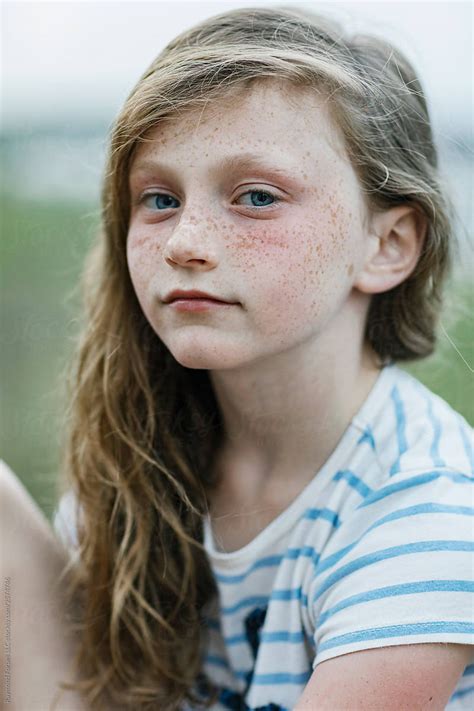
[[1, 194, 100, 520], [1, 190, 472, 523]]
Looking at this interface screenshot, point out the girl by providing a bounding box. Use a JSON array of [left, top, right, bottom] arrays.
[[3, 5, 473, 710]]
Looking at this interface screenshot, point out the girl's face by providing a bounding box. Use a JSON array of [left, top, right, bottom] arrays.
[[127, 81, 371, 370]]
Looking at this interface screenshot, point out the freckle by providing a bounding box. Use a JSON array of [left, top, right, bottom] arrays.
[[347, 264, 354, 276]]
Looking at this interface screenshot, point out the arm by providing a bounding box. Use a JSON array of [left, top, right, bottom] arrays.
[[293, 642, 472, 710], [0, 460, 88, 711]]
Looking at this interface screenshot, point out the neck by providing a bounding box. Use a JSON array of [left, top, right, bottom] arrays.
[[209, 306, 382, 495]]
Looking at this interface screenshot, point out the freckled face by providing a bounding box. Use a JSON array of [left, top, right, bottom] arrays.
[[126, 82, 369, 370]]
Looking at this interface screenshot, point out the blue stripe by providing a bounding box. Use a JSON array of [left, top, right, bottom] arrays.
[[204, 654, 229, 669], [251, 669, 312, 685], [212, 551, 302, 587], [318, 621, 474, 653], [221, 594, 270, 615], [219, 586, 309, 617], [311, 540, 474, 602], [213, 554, 284, 584], [219, 580, 310, 615], [459, 422, 474, 475], [270, 586, 304, 602], [357, 426, 376, 450], [450, 685, 474, 701], [390, 385, 407, 475], [223, 626, 307, 647], [225, 631, 252, 645], [333, 470, 373, 498], [221, 588, 307, 615], [318, 580, 474, 627], [305, 507, 341, 527], [207, 659, 311, 688], [463, 664, 474, 676], [357, 470, 473, 510], [425, 394, 446, 468], [283, 546, 319, 566], [313, 503, 474, 579], [260, 629, 306, 643], [226, 666, 310, 687]]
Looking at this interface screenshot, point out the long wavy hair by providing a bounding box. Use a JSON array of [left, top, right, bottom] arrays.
[[55, 4, 455, 709]]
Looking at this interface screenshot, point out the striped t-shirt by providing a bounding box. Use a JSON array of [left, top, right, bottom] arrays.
[[53, 364, 474, 710]]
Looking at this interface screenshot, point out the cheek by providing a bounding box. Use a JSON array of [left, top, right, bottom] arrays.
[[301, 196, 361, 284], [229, 201, 356, 290], [227, 226, 298, 299], [126, 228, 161, 308], [224, 224, 316, 333], [127, 227, 160, 265], [226, 200, 360, 334], [223, 220, 289, 261], [126, 224, 161, 268]]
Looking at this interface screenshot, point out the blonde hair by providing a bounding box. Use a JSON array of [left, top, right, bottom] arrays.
[[57, 5, 455, 709]]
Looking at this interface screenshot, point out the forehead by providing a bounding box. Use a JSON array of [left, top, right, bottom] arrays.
[[130, 79, 347, 168]]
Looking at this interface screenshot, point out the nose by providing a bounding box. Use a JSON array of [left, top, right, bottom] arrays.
[[163, 212, 219, 271]]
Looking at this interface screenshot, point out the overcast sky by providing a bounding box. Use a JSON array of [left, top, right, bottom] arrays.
[[1, 0, 472, 135]]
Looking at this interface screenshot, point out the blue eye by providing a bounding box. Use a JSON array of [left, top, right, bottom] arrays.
[[143, 193, 180, 210], [237, 190, 277, 208]]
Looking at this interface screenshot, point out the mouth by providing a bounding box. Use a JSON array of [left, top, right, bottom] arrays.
[[163, 289, 237, 305], [166, 298, 237, 312], [168, 297, 229, 303]]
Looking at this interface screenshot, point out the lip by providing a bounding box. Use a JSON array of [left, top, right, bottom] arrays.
[[168, 298, 236, 313], [163, 289, 236, 304]]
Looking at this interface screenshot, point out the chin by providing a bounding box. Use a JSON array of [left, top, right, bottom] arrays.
[[171, 350, 240, 371], [166, 338, 248, 371]]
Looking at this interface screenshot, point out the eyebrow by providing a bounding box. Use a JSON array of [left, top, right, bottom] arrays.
[[129, 152, 299, 181]]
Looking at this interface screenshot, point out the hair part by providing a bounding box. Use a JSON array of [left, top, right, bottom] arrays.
[[58, 5, 455, 709]]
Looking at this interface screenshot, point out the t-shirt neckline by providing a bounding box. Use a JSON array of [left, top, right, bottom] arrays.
[[203, 363, 397, 568]]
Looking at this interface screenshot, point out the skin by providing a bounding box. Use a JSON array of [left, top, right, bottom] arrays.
[[0, 461, 87, 710], [293, 642, 472, 710]]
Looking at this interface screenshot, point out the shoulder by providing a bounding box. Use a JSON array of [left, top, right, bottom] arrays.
[[0, 459, 54, 544], [307, 370, 473, 667], [308, 444, 473, 670], [0, 459, 81, 564], [366, 365, 473, 479], [316, 391, 473, 582], [0, 459, 71, 581], [328, 365, 472, 528]]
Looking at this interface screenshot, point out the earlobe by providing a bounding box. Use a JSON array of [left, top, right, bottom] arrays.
[[354, 204, 427, 295]]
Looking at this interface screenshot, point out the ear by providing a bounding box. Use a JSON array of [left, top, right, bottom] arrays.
[[354, 204, 427, 295]]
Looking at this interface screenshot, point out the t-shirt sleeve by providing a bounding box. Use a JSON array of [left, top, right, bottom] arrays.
[[308, 467, 474, 667], [52, 489, 81, 557]]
